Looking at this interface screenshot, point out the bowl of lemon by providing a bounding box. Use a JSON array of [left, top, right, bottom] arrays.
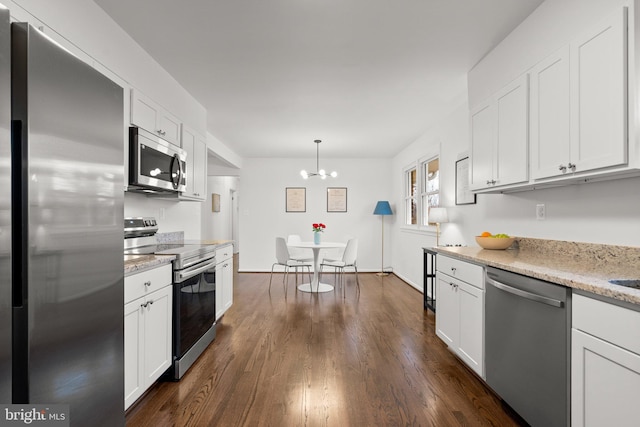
[[475, 232, 515, 250]]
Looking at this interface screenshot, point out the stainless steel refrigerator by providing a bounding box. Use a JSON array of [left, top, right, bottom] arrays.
[[1, 7, 125, 426]]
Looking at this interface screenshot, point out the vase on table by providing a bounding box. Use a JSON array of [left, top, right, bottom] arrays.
[[313, 232, 321, 245]]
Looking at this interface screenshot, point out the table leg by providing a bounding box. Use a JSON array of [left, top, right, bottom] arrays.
[[297, 247, 334, 293]]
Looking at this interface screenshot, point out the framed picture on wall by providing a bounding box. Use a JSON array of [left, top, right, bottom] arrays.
[[455, 156, 476, 205], [327, 187, 347, 212], [212, 193, 221, 212], [286, 187, 306, 212]]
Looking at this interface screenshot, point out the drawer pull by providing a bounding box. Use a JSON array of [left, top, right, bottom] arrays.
[[144, 281, 152, 287]]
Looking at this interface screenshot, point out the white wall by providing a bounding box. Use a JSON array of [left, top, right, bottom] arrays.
[[239, 157, 393, 272], [390, 103, 470, 290], [201, 176, 239, 241], [391, 0, 640, 292], [124, 193, 202, 239]]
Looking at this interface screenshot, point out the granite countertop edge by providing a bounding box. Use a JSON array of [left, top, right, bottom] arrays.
[[124, 254, 176, 276], [434, 245, 640, 306], [124, 240, 234, 276]]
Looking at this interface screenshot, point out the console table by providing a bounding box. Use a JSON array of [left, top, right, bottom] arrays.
[[423, 247, 437, 312]]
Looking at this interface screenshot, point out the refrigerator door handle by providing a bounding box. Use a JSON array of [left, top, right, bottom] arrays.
[[11, 119, 23, 308]]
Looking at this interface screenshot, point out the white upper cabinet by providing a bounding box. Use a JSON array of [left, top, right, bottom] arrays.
[[180, 125, 207, 201], [495, 75, 529, 187], [470, 74, 529, 190], [531, 9, 628, 182], [131, 89, 182, 147], [470, 101, 495, 190], [569, 7, 628, 175], [530, 46, 571, 180], [470, 3, 635, 193]]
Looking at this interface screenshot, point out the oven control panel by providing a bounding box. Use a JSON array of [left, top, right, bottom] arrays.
[[124, 217, 158, 238]]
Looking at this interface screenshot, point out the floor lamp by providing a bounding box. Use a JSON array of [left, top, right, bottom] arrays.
[[373, 201, 393, 276]]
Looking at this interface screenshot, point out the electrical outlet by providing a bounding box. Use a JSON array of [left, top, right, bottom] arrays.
[[536, 204, 546, 220]]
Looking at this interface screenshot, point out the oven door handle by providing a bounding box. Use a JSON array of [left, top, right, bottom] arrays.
[[485, 276, 564, 308], [175, 259, 217, 283]]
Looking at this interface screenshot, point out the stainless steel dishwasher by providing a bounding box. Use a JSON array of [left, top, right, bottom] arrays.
[[485, 267, 571, 427]]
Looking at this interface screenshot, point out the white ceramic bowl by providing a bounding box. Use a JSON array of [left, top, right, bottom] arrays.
[[475, 236, 515, 250]]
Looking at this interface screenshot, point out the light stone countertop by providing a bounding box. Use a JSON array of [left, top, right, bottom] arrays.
[[435, 238, 640, 306], [124, 239, 233, 276], [124, 254, 175, 276]]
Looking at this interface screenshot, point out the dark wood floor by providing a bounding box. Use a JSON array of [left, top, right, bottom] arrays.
[[125, 259, 526, 426]]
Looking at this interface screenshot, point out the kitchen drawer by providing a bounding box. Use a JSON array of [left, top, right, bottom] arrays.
[[573, 293, 640, 355], [216, 244, 233, 263], [436, 255, 484, 289], [125, 264, 172, 304]]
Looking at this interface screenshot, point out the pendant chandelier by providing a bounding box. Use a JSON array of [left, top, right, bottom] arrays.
[[300, 139, 337, 179]]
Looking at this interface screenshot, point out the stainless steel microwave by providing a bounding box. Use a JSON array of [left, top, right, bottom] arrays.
[[128, 127, 187, 193]]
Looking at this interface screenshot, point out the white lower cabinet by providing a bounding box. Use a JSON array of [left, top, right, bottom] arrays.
[[124, 265, 173, 409], [435, 255, 484, 378], [571, 293, 640, 427], [215, 244, 234, 320]]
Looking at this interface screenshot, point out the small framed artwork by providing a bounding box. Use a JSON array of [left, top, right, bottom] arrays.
[[327, 187, 347, 212], [286, 187, 306, 212], [455, 156, 476, 205], [212, 193, 220, 212]]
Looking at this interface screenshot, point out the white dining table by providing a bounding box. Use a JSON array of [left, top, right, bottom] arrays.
[[287, 241, 346, 293]]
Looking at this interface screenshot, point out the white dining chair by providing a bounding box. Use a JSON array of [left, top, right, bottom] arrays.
[[320, 238, 360, 297], [269, 237, 312, 294], [287, 234, 314, 262]]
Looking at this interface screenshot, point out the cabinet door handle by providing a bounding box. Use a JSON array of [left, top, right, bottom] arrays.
[[140, 302, 148, 308], [144, 281, 151, 287], [558, 164, 567, 172], [567, 162, 576, 171], [450, 267, 456, 273]]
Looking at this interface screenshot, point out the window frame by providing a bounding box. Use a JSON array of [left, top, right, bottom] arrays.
[[401, 150, 441, 233], [421, 156, 440, 226], [403, 164, 418, 225]]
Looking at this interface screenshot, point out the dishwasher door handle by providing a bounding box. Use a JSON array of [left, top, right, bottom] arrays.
[[486, 276, 564, 308]]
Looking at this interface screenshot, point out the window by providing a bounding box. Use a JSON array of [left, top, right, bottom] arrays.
[[422, 157, 439, 226], [404, 155, 440, 227], [404, 166, 417, 225]]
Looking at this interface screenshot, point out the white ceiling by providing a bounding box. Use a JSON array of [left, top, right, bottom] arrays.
[[94, 0, 544, 160]]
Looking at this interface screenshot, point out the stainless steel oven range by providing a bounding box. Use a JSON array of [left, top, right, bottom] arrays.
[[124, 217, 217, 380]]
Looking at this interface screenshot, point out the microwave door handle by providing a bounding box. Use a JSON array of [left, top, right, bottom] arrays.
[[176, 154, 184, 188], [169, 153, 179, 189]]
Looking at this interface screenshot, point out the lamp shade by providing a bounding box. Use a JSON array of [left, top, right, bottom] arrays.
[[373, 201, 393, 215], [429, 207, 449, 223]]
